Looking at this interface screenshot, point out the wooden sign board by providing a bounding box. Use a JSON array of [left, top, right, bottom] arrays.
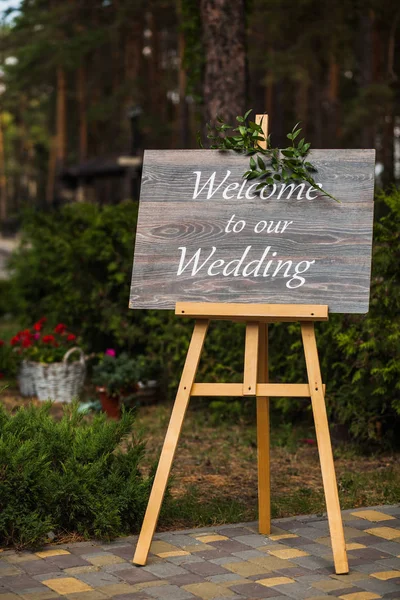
[[130, 149, 375, 313]]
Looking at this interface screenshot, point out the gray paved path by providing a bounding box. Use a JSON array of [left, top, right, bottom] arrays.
[[1, 505, 400, 599]]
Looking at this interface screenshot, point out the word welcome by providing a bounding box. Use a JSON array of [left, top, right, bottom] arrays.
[[192, 170, 322, 201], [176, 245, 315, 289]]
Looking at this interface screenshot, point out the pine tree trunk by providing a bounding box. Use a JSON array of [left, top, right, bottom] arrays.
[[0, 116, 7, 222], [178, 0, 189, 148], [56, 67, 67, 165], [77, 64, 88, 162], [200, 0, 246, 126]]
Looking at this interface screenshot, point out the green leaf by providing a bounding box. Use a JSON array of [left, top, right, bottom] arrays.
[[249, 156, 256, 170], [236, 116, 244, 123], [257, 156, 265, 170], [239, 126, 247, 136], [244, 109, 252, 120]]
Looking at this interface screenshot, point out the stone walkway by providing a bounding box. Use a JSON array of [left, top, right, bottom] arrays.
[[1, 505, 400, 600]]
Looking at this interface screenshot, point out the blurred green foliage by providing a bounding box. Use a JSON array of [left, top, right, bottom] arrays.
[[5, 190, 400, 448]]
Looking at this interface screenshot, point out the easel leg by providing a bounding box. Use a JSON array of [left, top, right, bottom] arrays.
[[133, 319, 209, 566], [301, 322, 348, 575], [257, 323, 270, 534]]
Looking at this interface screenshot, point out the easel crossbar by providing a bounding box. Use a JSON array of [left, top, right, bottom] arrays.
[[191, 383, 326, 397], [176, 302, 328, 322]]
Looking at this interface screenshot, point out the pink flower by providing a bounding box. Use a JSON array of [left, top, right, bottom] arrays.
[[105, 349, 116, 357], [34, 333, 40, 340]]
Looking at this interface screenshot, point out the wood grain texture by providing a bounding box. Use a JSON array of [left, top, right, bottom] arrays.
[[130, 149, 375, 313]]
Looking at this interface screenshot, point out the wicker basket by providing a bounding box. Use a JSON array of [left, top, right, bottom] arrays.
[[18, 360, 37, 396], [33, 347, 86, 403]]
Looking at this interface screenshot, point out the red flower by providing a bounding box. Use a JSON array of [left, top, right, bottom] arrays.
[[54, 323, 67, 334], [0, 340, 4, 346], [33, 321, 43, 331], [67, 334, 76, 342], [22, 337, 32, 348], [10, 335, 20, 346], [0, 373, 4, 379], [21, 329, 32, 337], [39, 317, 46, 323], [42, 334, 56, 344]]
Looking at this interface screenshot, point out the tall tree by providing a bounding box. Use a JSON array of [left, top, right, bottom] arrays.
[[200, 0, 246, 126]]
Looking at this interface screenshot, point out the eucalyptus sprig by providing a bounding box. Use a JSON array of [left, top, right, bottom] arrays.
[[199, 110, 339, 202]]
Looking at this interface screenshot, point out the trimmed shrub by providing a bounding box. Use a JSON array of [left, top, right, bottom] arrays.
[[6, 190, 400, 446], [0, 402, 153, 548]]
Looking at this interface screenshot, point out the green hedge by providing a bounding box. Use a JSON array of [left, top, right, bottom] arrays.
[[6, 192, 400, 447], [0, 402, 152, 548]]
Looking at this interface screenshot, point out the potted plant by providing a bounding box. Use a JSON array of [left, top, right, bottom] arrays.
[[10, 319, 85, 402], [92, 350, 140, 418]]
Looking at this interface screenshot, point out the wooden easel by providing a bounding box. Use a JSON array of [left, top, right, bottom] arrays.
[[133, 116, 349, 576]]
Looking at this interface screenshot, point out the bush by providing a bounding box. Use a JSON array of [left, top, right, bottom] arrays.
[[8, 201, 143, 352], [0, 402, 153, 548], [6, 191, 400, 447]]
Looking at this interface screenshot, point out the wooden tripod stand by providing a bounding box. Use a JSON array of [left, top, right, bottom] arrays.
[[133, 301, 349, 575]]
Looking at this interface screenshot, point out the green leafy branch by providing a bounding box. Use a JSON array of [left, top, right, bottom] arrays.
[[199, 110, 339, 202]]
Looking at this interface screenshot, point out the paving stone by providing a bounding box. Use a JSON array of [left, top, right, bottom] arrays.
[[185, 561, 231, 577], [103, 546, 135, 561], [3, 554, 40, 564], [65, 592, 108, 600], [182, 582, 236, 599], [45, 555, 91, 569], [381, 592, 400, 599], [97, 582, 147, 596], [33, 572, 71, 583], [195, 550, 234, 561], [327, 587, 363, 597], [42, 577, 93, 594], [145, 584, 196, 599], [351, 510, 396, 523], [276, 581, 327, 599], [311, 578, 350, 592], [290, 556, 331, 570], [209, 557, 244, 566], [168, 573, 207, 586], [165, 535, 205, 548], [165, 553, 205, 565], [64, 566, 100, 575], [354, 577, 400, 594], [0, 566, 22, 577], [18, 591, 60, 599], [231, 549, 267, 560], [102, 562, 134, 573], [16, 560, 62, 576], [219, 561, 266, 578], [73, 571, 123, 587], [350, 548, 393, 561], [286, 528, 326, 541], [376, 557, 400, 570], [207, 574, 246, 584], [365, 527, 400, 541], [115, 568, 159, 584], [276, 567, 313, 578], [142, 562, 189, 579], [208, 540, 258, 553], [215, 527, 254, 537], [229, 582, 284, 598], [67, 544, 103, 556], [82, 553, 126, 567], [112, 595, 151, 600], [373, 542, 400, 556], [3, 574, 43, 591], [232, 535, 275, 548]]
